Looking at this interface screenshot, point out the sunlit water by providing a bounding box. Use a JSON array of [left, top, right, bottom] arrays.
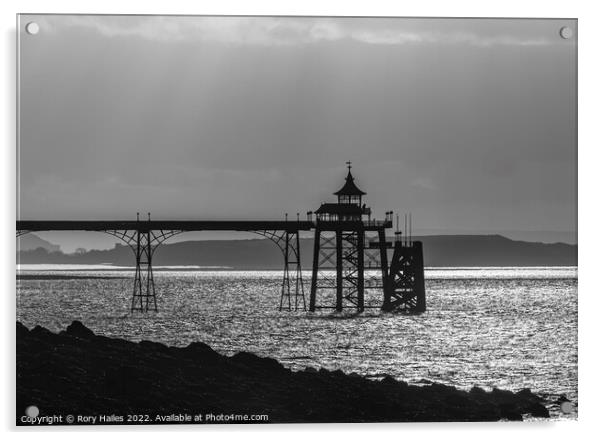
[[16, 266, 577, 419]]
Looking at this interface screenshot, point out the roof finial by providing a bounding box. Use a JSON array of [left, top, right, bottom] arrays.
[[346, 161, 352, 172]]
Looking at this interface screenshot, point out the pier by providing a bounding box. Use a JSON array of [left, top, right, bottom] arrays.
[[17, 165, 426, 314]]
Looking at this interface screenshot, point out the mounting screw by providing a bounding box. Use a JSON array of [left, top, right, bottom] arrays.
[[25, 22, 40, 35], [559, 26, 573, 40]]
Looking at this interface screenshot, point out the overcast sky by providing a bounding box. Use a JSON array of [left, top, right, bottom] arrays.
[[18, 15, 577, 250]]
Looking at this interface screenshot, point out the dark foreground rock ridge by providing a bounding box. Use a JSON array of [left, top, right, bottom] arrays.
[[17, 321, 550, 424]]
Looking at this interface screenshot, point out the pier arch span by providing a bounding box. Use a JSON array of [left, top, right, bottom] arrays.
[[16, 219, 313, 312]]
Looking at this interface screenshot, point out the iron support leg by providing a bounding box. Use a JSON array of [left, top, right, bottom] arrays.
[[357, 230, 365, 313], [131, 230, 158, 313], [414, 241, 426, 312], [336, 230, 343, 312], [278, 230, 306, 311], [309, 228, 320, 312], [295, 231, 307, 311], [379, 228, 391, 310], [279, 233, 291, 311]]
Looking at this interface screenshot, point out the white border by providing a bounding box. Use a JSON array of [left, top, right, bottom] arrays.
[[2, 1, 600, 439]]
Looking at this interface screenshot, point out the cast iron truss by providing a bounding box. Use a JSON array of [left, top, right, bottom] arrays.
[[309, 227, 390, 312], [382, 240, 426, 313], [16, 219, 310, 313]]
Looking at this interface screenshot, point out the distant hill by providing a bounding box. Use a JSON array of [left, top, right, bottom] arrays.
[[412, 235, 576, 267], [17, 235, 577, 268], [17, 234, 60, 252]]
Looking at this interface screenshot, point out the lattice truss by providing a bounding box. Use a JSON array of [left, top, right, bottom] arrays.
[[106, 228, 306, 312], [17, 227, 307, 313], [385, 243, 421, 311], [341, 231, 360, 308], [254, 229, 306, 312], [105, 229, 184, 312], [363, 231, 388, 301], [311, 230, 388, 311], [315, 232, 336, 286]]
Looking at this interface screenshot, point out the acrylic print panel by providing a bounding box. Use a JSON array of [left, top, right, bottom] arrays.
[[16, 15, 577, 425]]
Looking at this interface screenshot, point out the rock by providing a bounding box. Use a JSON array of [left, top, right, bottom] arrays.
[[65, 320, 95, 338], [517, 388, 540, 401], [444, 393, 471, 407], [491, 387, 515, 399], [332, 369, 346, 378], [397, 380, 409, 388], [16, 321, 552, 424], [499, 404, 523, 421], [104, 365, 147, 397], [139, 340, 169, 352], [381, 374, 398, 386], [469, 386, 487, 395], [183, 341, 219, 360], [555, 395, 570, 403], [429, 382, 456, 393], [30, 325, 55, 338], [230, 351, 284, 372], [16, 321, 29, 337], [526, 403, 549, 418]]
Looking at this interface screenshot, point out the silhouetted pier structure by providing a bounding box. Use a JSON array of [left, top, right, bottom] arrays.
[[17, 219, 311, 312], [17, 164, 426, 314], [309, 163, 425, 313]]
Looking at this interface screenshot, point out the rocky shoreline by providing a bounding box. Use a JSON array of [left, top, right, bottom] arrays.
[[17, 321, 552, 424]]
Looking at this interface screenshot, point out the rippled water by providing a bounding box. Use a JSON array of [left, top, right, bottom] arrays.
[[16, 266, 577, 419]]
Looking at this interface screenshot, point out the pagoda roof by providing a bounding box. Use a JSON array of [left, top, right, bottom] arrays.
[[334, 170, 366, 196], [315, 203, 364, 215]]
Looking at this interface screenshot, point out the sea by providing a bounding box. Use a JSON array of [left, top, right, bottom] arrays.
[[16, 265, 578, 420]]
